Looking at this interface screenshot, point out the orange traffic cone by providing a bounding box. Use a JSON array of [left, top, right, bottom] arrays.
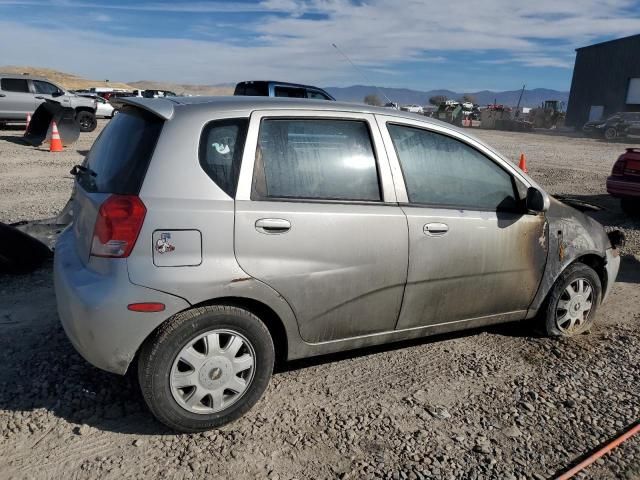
[[49, 121, 63, 152], [518, 153, 528, 173], [24, 113, 31, 136]]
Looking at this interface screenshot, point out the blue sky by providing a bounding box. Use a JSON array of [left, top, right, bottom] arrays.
[[0, 0, 639, 91]]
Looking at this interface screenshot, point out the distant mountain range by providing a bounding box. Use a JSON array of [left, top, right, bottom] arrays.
[[324, 85, 569, 108], [0, 66, 568, 107]]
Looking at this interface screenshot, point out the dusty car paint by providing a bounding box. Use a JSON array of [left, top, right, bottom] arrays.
[[55, 96, 620, 374]]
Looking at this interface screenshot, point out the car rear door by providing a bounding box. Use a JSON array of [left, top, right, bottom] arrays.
[[0, 77, 36, 119], [376, 115, 548, 329], [234, 110, 408, 343]]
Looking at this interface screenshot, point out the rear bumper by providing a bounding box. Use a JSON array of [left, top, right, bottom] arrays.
[[54, 228, 190, 375], [603, 248, 620, 303], [607, 177, 640, 198]]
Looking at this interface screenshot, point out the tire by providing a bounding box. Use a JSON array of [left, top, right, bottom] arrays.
[[604, 127, 617, 141], [621, 197, 640, 216], [76, 110, 97, 132], [541, 263, 602, 337], [138, 305, 275, 432]]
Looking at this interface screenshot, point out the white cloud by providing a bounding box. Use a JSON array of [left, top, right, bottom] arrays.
[[0, 0, 639, 85]]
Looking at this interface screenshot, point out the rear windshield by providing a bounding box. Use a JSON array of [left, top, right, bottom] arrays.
[[78, 107, 163, 194]]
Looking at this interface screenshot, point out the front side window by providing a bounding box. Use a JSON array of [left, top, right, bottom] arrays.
[[307, 90, 331, 100], [33, 80, 61, 95], [253, 118, 381, 201], [387, 124, 519, 211], [199, 118, 248, 197], [0, 78, 29, 93]]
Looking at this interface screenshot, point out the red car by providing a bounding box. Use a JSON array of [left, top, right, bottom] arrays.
[[607, 148, 640, 214]]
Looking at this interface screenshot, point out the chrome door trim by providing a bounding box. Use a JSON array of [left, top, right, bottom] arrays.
[[236, 109, 398, 203]]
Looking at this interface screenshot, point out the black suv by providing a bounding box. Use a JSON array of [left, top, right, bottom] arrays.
[[234, 81, 335, 100], [583, 112, 640, 140]]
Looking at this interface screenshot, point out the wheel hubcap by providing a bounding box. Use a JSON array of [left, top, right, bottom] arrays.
[[170, 329, 256, 414], [555, 278, 593, 334]]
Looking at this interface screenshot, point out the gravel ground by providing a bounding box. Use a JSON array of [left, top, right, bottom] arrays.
[[0, 121, 639, 480]]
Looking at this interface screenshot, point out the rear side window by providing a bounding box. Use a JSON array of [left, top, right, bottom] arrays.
[[1, 78, 29, 93], [274, 86, 306, 98], [387, 123, 518, 211], [253, 119, 381, 201], [234, 82, 269, 96], [199, 118, 248, 197], [78, 107, 163, 194]]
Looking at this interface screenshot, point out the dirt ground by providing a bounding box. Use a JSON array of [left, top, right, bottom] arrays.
[[0, 120, 639, 480]]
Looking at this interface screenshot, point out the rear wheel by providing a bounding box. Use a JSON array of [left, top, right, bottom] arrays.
[[604, 127, 617, 141], [138, 305, 274, 432], [541, 263, 601, 337], [76, 110, 97, 132]]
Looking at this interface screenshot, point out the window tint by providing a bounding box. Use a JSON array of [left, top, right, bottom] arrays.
[[78, 107, 163, 194], [254, 119, 381, 201], [234, 82, 269, 96], [307, 90, 330, 100], [388, 124, 519, 211], [274, 86, 306, 98], [33, 80, 60, 95], [199, 118, 248, 197], [0, 78, 29, 93]]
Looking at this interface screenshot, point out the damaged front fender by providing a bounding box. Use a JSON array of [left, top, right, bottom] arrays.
[[529, 197, 611, 313]]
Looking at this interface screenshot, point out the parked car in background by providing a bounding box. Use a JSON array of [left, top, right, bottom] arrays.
[[0, 73, 97, 131], [583, 112, 640, 141], [141, 89, 177, 98], [55, 96, 623, 433], [77, 94, 115, 118], [234, 80, 335, 100], [384, 102, 400, 110], [607, 148, 640, 214], [401, 104, 424, 114]]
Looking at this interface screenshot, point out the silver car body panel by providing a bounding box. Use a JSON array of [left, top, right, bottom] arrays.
[[54, 97, 619, 374]]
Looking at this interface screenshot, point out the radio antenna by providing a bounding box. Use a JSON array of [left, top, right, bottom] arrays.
[[332, 43, 393, 105]]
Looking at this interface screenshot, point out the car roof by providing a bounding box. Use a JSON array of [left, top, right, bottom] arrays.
[[236, 80, 329, 91], [119, 95, 448, 125], [0, 73, 53, 82]]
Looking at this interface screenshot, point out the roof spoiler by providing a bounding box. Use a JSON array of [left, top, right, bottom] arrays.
[[115, 97, 176, 120]]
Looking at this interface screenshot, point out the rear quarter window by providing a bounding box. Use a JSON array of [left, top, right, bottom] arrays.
[[78, 107, 163, 194], [199, 118, 249, 197]]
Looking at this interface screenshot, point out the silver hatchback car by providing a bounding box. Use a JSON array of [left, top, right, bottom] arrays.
[[54, 96, 623, 432]]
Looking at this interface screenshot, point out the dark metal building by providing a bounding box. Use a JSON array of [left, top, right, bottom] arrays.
[[566, 34, 640, 128]]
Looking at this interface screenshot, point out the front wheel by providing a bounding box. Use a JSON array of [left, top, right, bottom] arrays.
[[541, 263, 601, 337], [604, 127, 617, 141], [138, 305, 274, 432], [76, 111, 97, 132]]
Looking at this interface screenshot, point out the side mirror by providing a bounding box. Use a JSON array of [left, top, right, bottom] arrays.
[[526, 187, 549, 213], [52, 90, 64, 97]]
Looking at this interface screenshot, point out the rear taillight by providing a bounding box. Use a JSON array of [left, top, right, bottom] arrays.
[[91, 195, 146, 258], [611, 156, 626, 176]]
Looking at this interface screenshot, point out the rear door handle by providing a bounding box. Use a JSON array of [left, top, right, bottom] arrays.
[[255, 218, 291, 234], [423, 223, 449, 236], [0, 94, 5, 97]]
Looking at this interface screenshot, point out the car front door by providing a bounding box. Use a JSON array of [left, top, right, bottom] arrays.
[[0, 77, 35, 119], [234, 110, 408, 343], [376, 115, 548, 330]]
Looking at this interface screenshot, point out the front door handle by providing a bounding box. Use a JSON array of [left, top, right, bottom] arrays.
[[423, 223, 449, 236], [0, 94, 5, 97], [255, 218, 291, 234]]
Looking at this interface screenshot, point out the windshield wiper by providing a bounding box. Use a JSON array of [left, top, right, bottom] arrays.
[[70, 164, 97, 177]]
